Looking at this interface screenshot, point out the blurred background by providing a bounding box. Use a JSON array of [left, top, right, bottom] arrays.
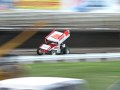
[[0, 0, 120, 90]]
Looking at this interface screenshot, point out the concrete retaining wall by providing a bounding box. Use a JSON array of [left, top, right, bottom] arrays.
[[0, 12, 120, 31]]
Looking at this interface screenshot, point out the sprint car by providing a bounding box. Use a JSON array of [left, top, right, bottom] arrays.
[[37, 29, 70, 55]]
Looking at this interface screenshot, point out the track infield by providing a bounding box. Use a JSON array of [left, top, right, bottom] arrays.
[[25, 61, 120, 90]]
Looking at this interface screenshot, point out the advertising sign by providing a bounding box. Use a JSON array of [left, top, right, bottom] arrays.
[[15, 0, 61, 10], [0, 0, 119, 12], [61, 0, 106, 11]]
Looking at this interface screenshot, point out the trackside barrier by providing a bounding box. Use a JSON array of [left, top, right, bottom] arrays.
[[0, 12, 120, 31], [3, 53, 120, 63]]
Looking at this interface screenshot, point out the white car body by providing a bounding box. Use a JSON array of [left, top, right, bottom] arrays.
[[0, 77, 86, 90], [40, 44, 51, 50]]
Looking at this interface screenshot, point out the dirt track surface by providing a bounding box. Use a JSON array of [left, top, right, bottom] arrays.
[[6, 48, 120, 56]]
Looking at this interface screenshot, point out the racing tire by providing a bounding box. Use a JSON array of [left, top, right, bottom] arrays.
[[37, 48, 43, 55], [62, 47, 70, 54], [50, 50, 57, 55]]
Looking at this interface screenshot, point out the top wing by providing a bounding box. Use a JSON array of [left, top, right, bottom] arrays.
[[45, 29, 70, 44]]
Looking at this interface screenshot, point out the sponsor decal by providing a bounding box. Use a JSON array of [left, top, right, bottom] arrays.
[[59, 34, 64, 41], [52, 34, 61, 39], [15, 0, 60, 10]]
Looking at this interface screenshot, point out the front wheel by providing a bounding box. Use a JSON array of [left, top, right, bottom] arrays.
[[37, 48, 43, 55]]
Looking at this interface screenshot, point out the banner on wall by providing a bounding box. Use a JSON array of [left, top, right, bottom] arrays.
[[0, 0, 119, 12], [61, 0, 106, 11], [15, 0, 61, 10], [15, 0, 106, 11]]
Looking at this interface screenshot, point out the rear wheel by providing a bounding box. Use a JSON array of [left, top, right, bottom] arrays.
[[37, 48, 43, 55], [50, 50, 57, 55], [62, 47, 70, 54]]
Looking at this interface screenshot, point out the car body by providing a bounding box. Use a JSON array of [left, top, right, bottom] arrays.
[[0, 77, 86, 90], [37, 29, 70, 55]]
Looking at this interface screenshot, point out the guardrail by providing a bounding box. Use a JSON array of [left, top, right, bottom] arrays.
[[3, 53, 120, 63], [0, 11, 120, 31]]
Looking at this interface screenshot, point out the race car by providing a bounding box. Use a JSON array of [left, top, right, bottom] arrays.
[[37, 29, 70, 55]]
